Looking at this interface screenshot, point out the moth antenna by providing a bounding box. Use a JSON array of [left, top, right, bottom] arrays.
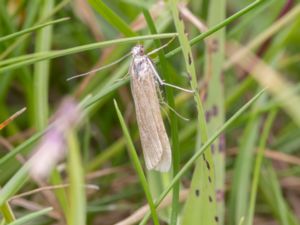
[[147, 36, 176, 56], [66, 51, 131, 81]]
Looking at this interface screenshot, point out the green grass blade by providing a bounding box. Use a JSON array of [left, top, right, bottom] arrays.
[[0, 165, 30, 206], [33, 0, 54, 130], [0, 33, 177, 73], [0, 129, 46, 167], [114, 100, 160, 225], [0, 18, 69, 43], [229, 92, 265, 224], [246, 109, 277, 225], [67, 130, 86, 225], [259, 165, 297, 225], [88, 0, 136, 37], [0, 202, 15, 223], [7, 207, 52, 225], [49, 170, 69, 219]]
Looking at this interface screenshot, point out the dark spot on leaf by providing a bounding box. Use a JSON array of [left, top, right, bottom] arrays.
[[218, 142, 224, 153], [210, 39, 219, 52], [215, 216, 219, 222], [206, 160, 210, 170], [208, 176, 212, 183], [188, 53, 192, 65], [195, 189, 200, 197], [209, 195, 213, 202], [202, 154, 206, 161], [212, 105, 218, 116], [201, 91, 208, 102], [219, 134, 225, 152], [205, 111, 210, 122], [187, 72, 192, 81], [178, 12, 183, 20]]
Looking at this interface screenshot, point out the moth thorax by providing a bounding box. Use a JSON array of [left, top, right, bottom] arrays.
[[131, 45, 145, 57], [133, 56, 150, 79]]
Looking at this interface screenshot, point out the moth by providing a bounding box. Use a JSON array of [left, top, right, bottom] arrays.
[[130, 45, 172, 172], [67, 41, 192, 172]]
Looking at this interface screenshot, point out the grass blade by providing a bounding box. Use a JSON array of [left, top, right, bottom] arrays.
[[0, 33, 177, 73], [33, 0, 54, 130], [114, 100, 160, 225], [203, 0, 226, 223], [88, 0, 136, 37], [8, 207, 52, 225], [67, 130, 86, 225], [246, 109, 277, 225], [0, 18, 69, 43]]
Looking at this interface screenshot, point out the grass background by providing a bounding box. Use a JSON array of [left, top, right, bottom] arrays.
[[1, 0, 300, 224]]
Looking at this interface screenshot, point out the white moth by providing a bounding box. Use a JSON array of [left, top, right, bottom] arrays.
[[67, 41, 192, 172], [130, 45, 172, 172]]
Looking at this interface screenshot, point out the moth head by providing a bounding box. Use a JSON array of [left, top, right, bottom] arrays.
[[131, 45, 144, 56]]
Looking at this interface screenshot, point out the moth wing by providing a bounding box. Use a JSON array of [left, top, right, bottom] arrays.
[[131, 67, 171, 172]]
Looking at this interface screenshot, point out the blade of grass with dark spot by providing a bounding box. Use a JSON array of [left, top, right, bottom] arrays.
[[169, 0, 217, 224], [203, 0, 226, 223], [139, 96, 265, 225]]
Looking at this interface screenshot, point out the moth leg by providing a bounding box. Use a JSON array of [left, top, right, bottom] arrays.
[[160, 82, 194, 93], [156, 85, 190, 122], [161, 101, 190, 122], [147, 58, 194, 93]]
